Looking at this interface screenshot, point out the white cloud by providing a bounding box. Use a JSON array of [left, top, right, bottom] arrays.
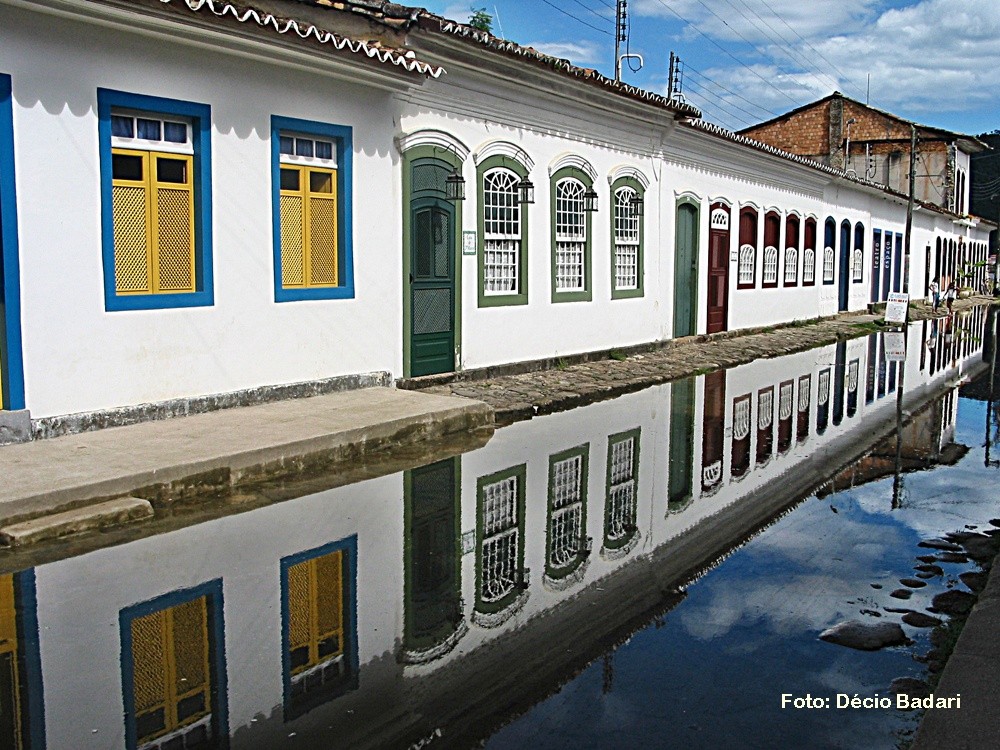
[[523, 40, 603, 65]]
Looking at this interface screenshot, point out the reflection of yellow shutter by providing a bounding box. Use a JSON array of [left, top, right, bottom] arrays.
[[0, 574, 23, 750], [279, 165, 337, 288], [130, 596, 210, 745], [112, 148, 195, 295], [287, 550, 345, 675]]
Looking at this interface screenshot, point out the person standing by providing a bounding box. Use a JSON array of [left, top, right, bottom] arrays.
[[928, 279, 940, 311], [945, 280, 957, 312]]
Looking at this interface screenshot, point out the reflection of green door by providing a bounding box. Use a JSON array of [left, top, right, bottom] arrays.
[[668, 377, 695, 512], [674, 202, 699, 338], [403, 458, 461, 659], [410, 198, 456, 376]]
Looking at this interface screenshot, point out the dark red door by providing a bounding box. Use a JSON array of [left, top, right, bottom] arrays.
[[707, 203, 730, 334]]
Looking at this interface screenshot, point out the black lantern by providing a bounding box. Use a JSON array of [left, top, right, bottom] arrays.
[[630, 193, 644, 217], [517, 177, 535, 205], [445, 169, 466, 201], [583, 187, 599, 213]]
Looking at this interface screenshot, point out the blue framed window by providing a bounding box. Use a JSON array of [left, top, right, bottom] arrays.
[[271, 116, 354, 302], [1, 73, 25, 411], [119, 580, 228, 750], [280, 536, 358, 720], [98, 89, 214, 311]]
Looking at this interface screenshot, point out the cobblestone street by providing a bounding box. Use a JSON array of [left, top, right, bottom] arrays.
[[416, 297, 992, 424]]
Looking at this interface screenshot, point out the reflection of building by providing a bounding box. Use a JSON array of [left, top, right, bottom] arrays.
[[0, 571, 43, 750], [7, 315, 990, 749]]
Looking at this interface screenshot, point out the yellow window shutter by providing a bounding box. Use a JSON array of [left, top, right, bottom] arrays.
[[151, 154, 196, 293], [307, 168, 338, 287], [314, 550, 344, 647], [112, 149, 153, 294], [130, 610, 168, 717]]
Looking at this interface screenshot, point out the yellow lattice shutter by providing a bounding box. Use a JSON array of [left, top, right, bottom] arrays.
[[131, 610, 168, 723], [112, 149, 153, 294], [0, 574, 23, 750], [152, 154, 195, 293], [287, 559, 312, 674], [306, 169, 338, 286], [171, 597, 208, 710], [280, 166, 306, 288], [314, 550, 344, 655]]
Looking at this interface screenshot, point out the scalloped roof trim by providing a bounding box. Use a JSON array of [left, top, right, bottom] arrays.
[[160, 0, 444, 77]]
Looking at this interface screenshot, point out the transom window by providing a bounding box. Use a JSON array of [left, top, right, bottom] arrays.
[[823, 247, 835, 282], [613, 186, 639, 290], [279, 134, 335, 164], [483, 168, 521, 295], [555, 177, 587, 291], [111, 112, 192, 154]]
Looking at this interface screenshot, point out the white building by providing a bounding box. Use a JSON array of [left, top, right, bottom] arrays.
[[0, 0, 992, 439]]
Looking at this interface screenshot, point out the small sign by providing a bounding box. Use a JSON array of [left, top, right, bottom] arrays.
[[463, 230, 477, 256], [884, 292, 909, 325], [731, 249, 739, 262], [461, 530, 476, 555], [884, 331, 906, 362]]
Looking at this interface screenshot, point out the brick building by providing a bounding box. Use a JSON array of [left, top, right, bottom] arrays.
[[739, 92, 987, 215]]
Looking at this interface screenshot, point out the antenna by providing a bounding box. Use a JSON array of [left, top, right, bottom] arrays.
[[668, 52, 685, 101]]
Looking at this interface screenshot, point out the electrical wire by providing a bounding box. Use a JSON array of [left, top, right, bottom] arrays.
[[565, 0, 612, 23], [539, 0, 613, 36], [684, 65, 781, 119], [684, 76, 776, 125]]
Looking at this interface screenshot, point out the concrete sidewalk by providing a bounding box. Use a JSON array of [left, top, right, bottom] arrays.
[[0, 387, 492, 534]]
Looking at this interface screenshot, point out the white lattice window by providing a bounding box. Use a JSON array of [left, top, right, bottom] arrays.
[[818, 369, 830, 406], [481, 475, 519, 603], [852, 248, 863, 282], [614, 187, 639, 290], [779, 381, 794, 420], [555, 178, 586, 291], [549, 455, 584, 568], [738, 244, 755, 285], [733, 398, 751, 440], [784, 247, 798, 284], [763, 246, 778, 284], [607, 437, 636, 542], [848, 360, 859, 393], [758, 389, 773, 429], [823, 246, 835, 282], [798, 375, 811, 412], [482, 168, 522, 295], [803, 248, 815, 283]]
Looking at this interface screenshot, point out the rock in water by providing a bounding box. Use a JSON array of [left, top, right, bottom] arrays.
[[889, 677, 931, 699], [930, 590, 976, 616], [819, 621, 911, 651], [902, 611, 942, 628]]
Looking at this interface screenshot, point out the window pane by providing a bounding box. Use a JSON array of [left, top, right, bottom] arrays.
[[280, 168, 300, 191], [137, 118, 161, 141], [295, 138, 313, 157], [280, 136, 295, 156], [315, 140, 333, 160], [111, 115, 134, 138], [112, 153, 144, 181], [309, 171, 333, 194], [156, 157, 187, 184], [163, 122, 187, 144]]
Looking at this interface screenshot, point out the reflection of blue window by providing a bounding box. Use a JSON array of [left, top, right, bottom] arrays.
[[280, 536, 358, 721], [119, 580, 227, 750], [0, 570, 45, 750]]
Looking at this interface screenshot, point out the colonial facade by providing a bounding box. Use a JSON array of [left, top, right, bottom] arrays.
[[0, 0, 993, 436]]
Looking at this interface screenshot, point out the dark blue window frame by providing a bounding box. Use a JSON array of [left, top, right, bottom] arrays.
[[118, 579, 229, 750], [97, 88, 214, 312], [270, 115, 354, 302], [279, 535, 359, 721], [0, 73, 25, 410]]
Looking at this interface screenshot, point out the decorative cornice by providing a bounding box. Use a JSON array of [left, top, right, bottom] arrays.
[[608, 164, 650, 189], [473, 140, 534, 171], [395, 128, 469, 160], [548, 152, 597, 181]]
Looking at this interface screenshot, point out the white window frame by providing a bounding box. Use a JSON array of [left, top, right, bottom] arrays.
[[555, 177, 587, 292], [613, 186, 639, 291], [482, 167, 522, 296]]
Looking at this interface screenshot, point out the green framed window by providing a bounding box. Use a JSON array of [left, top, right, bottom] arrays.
[[611, 176, 644, 299], [545, 444, 590, 583], [550, 166, 593, 302], [478, 155, 528, 307], [475, 464, 527, 619], [603, 427, 640, 554]]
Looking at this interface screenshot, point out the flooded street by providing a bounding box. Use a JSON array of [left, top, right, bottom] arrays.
[[2, 306, 997, 750]]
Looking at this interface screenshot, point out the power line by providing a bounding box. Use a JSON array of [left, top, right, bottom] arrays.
[[684, 83, 758, 129], [649, 0, 799, 106], [565, 0, 612, 23], [752, 0, 865, 98], [539, 0, 613, 36], [684, 65, 782, 119], [684, 88, 756, 129]]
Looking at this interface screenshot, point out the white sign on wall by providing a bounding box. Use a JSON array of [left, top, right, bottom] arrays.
[[884, 331, 907, 362], [463, 230, 477, 256], [884, 292, 909, 325]]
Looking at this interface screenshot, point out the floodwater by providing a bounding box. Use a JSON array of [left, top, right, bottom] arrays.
[[1, 306, 997, 750]]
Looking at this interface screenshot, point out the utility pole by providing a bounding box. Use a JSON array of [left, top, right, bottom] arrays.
[[903, 124, 918, 310], [615, 0, 627, 81], [668, 52, 676, 99]]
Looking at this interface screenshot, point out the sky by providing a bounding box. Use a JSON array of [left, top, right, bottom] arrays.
[[421, 0, 1000, 136]]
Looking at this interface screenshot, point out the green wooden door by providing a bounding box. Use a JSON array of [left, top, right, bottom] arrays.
[[668, 377, 695, 512], [674, 202, 699, 338], [410, 198, 456, 377]]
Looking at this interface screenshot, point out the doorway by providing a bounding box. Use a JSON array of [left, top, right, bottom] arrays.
[[674, 200, 699, 338], [706, 203, 730, 334]]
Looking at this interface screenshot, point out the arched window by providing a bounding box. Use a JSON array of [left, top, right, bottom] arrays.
[[762, 211, 780, 287], [796, 374, 810, 443], [731, 394, 751, 479], [853, 222, 864, 283], [803, 218, 817, 285], [546, 446, 589, 583], [784, 214, 799, 286], [482, 167, 522, 295], [554, 177, 587, 292], [738, 207, 758, 288], [756, 386, 774, 466], [823, 218, 836, 284], [613, 184, 641, 293], [604, 429, 640, 556]]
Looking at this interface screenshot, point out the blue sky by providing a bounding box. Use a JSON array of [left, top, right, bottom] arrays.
[[422, 0, 1000, 136]]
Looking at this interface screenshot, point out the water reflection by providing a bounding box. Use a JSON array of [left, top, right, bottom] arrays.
[[0, 307, 993, 750]]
